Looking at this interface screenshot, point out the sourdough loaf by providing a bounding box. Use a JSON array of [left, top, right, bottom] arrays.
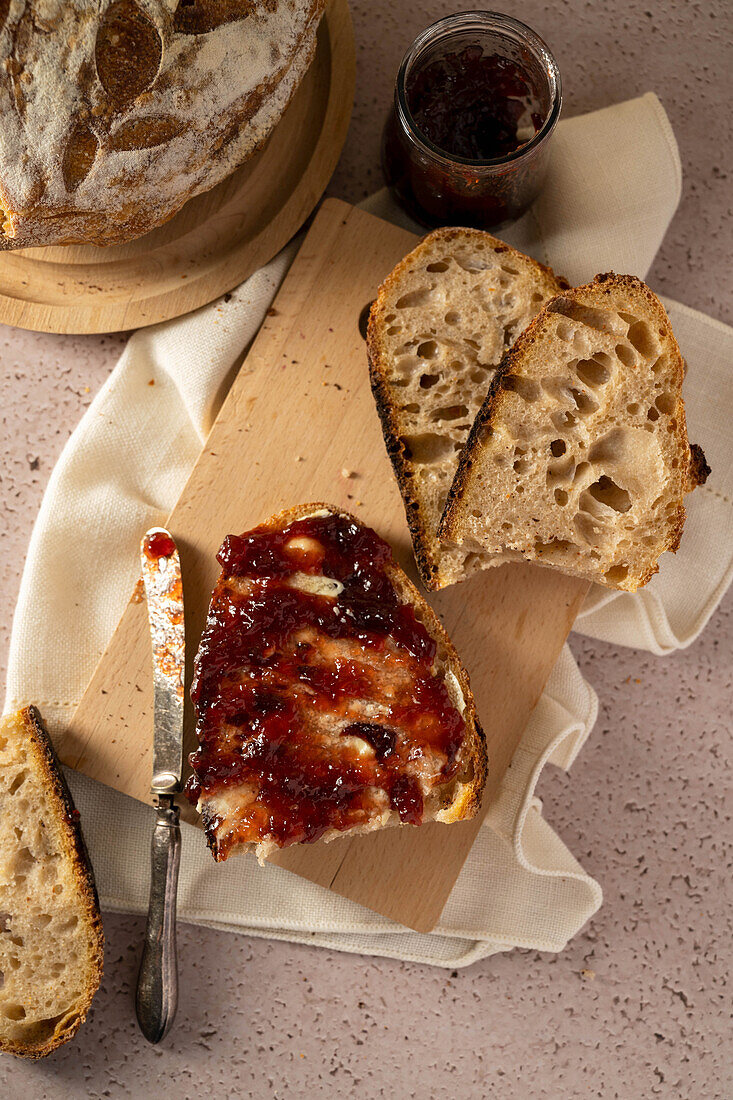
[[367, 227, 566, 590], [0, 0, 324, 248], [187, 504, 487, 863], [0, 706, 103, 1058], [439, 275, 709, 591]]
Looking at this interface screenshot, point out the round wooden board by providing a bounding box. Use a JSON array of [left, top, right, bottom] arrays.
[[0, 0, 354, 335]]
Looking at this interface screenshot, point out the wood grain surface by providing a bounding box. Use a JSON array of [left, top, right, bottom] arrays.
[[0, 0, 354, 335], [63, 198, 589, 932]]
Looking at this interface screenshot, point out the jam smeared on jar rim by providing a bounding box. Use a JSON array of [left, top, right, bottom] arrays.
[[186, 512, 466, 858], [406, 45, 544, 161], [143, 530, 176, 561]]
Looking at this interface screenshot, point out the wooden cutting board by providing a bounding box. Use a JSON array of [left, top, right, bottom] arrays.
[[0, 0, 354, 335], [62, 198, 589, 933]]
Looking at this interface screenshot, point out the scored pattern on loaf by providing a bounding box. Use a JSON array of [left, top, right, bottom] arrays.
[[173, 0, 253, 34], [108, 115, 184, 151], [95, 0, 163, 109], [61, 125, 100, 193], [0, 0, 325, 247], [440, 278, 707, 592]]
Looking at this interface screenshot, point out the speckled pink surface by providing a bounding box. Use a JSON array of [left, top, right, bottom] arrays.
[[1, 1, 731, 1096]]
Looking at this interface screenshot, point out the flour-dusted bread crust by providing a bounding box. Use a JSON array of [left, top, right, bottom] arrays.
[[189, 503, 487, 863], [0, 0, 324, 249], [440, 274, 710, 592], [0, 706, 103, 1058], [367, 227, 566, 590]]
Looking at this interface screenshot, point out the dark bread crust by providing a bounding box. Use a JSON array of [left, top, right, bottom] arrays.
[[367, 227, 567, 591], [440, 273, 709, 590], [214, 502, 487, 826], [368, 362, 442, 591], [688, 443, 710, 489], [0, 706, 104, 1059]]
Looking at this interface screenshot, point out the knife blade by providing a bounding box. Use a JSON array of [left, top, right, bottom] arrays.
[[140, 527, 185, 795], [136, 526, 184, 1045]]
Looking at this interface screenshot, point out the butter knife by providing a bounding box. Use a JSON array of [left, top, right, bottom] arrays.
[[135, 527, 185, 1044]]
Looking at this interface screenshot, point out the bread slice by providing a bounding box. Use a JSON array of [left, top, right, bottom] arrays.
[[186, 504, 486, 863], [367, 227, 566, 590], [0, 706, 103, 1059], [439, 274, 710, 592]]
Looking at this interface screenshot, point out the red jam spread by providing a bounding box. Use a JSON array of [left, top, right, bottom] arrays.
[[186, 512, 466, 859], [406, 47, 542, 161], [144, 531, 176, 560]]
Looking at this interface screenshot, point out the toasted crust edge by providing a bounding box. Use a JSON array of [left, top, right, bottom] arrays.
[[439, 273, 709, 591], [196, 501, 487, 859], [367, 227, 567, 591], [688, 442, 710, 490], [0, 706, 104, 1059]]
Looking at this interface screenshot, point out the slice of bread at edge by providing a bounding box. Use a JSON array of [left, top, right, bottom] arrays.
[[439, 274, 710, 592], [0, 706, 103, 1058], [367, 227, 567, 590], [187, 503, 487, 864]]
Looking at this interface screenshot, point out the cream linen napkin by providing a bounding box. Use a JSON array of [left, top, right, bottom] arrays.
[[4, 93, 732, 968]]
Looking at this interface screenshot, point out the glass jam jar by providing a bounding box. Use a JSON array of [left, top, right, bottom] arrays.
[[382, 11, 562, 230]]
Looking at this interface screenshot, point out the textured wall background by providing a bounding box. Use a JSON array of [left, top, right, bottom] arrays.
[[0, 1, 731, 1096]]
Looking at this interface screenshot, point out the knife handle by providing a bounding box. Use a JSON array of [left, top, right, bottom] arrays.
[[135, 796, 181, 1044]]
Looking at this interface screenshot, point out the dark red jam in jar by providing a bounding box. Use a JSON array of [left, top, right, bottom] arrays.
[[382, 12, 562, 230]]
